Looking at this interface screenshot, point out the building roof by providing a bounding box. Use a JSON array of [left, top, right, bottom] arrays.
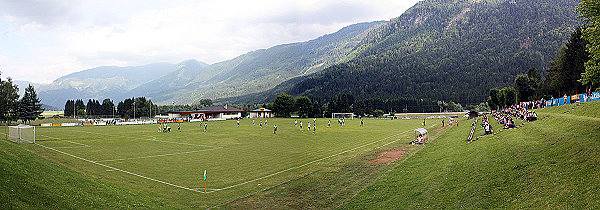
[[168, 105, 247, 114], [250, 108, 272, 112]]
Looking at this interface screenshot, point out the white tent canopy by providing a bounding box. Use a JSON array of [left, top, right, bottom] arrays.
[[414, 128, 428, 135], [413, 128, 428, 144]]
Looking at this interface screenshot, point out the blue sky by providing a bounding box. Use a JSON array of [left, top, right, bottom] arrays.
[[0, 0, 421, 83]]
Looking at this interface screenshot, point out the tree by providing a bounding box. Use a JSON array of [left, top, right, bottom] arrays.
[[353, 100, 372, 117], [546, 46, 568, 96], [562, 27, 590, 94], [578, 0, 600, 90], [133, 97, 151, 118], [335, 94, 353, 113], [74, 99, 85, 117], [295, 97, 312, 118], [272, 94, 295, 117], [86, 99, 101, 116], [373, 110, 384, 118], [64, 100, 74, 117], [445, 101, 464, 112], [0, 73, 19, 124], [488, 88, 500, 110], [198, 99, 213, 107], [311, 100, 324, 118], [325, 100, 335, 117], [514, 74, 536, 102], [101, 99, 114, 116], [17, 84, 44, 124], [500, 87, 517, 107], [117, 98, 133, 118], [527, 67, 541, 83]]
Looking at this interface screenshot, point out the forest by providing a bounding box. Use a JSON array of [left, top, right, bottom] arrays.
[[226, 0, 581, 110]]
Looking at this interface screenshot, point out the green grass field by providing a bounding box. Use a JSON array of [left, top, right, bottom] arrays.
[[2, 101, 599, 208], [4, 118, 441, 208]]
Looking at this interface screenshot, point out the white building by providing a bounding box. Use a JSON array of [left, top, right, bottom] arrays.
[[167, 105, 246, 120], [249, 108, 273, 118]]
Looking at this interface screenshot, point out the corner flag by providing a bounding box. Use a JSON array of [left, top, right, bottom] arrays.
[[203, 170, 207, 193]]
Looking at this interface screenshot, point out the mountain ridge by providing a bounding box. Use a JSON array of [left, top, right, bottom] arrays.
[[228, 0, 582, 105]]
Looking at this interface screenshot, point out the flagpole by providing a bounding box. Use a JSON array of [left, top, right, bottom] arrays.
[[205, 179, 207, 193]]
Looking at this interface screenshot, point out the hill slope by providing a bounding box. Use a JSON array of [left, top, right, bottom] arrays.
[[0, 132, 169, 208], [150, 21, 385, 104], [248, 0, 582, 105], [36, 21, 384, 106], [341, 101, 600, 208], [121, 59, 209, 102]]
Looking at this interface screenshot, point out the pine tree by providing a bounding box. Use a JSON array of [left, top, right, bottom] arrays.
[[0, 73, 20, 124], [64, 100, 74, 116], [17, 84, 44, 124], [74, 99, 85, 117], [578, 0, 600, 90], [101, 99, 114, 116]]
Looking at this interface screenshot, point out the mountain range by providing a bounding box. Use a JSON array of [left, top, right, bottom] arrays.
[[24, 0, 582, 109], [32, 21, 384, 108], [224, 0, 582, 105]]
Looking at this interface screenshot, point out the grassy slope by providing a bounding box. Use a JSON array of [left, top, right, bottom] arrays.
[[341, 101, 600, 209], [0, 128, 169, 209]]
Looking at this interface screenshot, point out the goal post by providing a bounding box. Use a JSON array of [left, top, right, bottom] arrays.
[[8, 125, 35, 144], [331, 113, 354, 119]]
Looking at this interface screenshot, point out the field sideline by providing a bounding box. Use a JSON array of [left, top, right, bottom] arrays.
[[14, 118, 440, 208]]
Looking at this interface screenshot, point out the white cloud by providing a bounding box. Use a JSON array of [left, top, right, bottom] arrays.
[[0, 0, 421, 83]]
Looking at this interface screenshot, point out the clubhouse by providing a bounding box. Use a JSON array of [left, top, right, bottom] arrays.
[[249, 108, 273, 118], [167, 105, 247, 120]]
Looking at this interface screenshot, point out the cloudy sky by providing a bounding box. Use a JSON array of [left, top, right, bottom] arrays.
[[0, 0, 421, 83]]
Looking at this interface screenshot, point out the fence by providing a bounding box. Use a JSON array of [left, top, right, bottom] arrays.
[[544, 91, 600, 108]]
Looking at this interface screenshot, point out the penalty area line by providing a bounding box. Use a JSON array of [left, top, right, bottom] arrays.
[[203, 129, 412, 193], [35, 143, 205, 193], [37, 134, 92, 147]]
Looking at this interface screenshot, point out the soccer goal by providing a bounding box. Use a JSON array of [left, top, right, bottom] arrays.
[[8, 125, 35, 144], [332, 113, 354, 119]]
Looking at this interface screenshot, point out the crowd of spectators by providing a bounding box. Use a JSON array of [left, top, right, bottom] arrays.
[[492, 111, 515, 129], [500, 103, 538, 122]]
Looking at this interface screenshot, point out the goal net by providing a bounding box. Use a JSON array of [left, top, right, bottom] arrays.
[[332, 113, 354, 119], [8, 125, 35, 144]]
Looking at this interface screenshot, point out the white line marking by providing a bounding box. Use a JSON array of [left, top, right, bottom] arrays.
[[202, 130, 412, 192], [38, 134, 92, 147], [35, 143, 204, 193], [95, 147, 223, 162], [51, 146, 90, 149]]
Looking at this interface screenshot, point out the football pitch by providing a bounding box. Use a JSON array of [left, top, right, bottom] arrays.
[[24, 118, 438, 207]]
